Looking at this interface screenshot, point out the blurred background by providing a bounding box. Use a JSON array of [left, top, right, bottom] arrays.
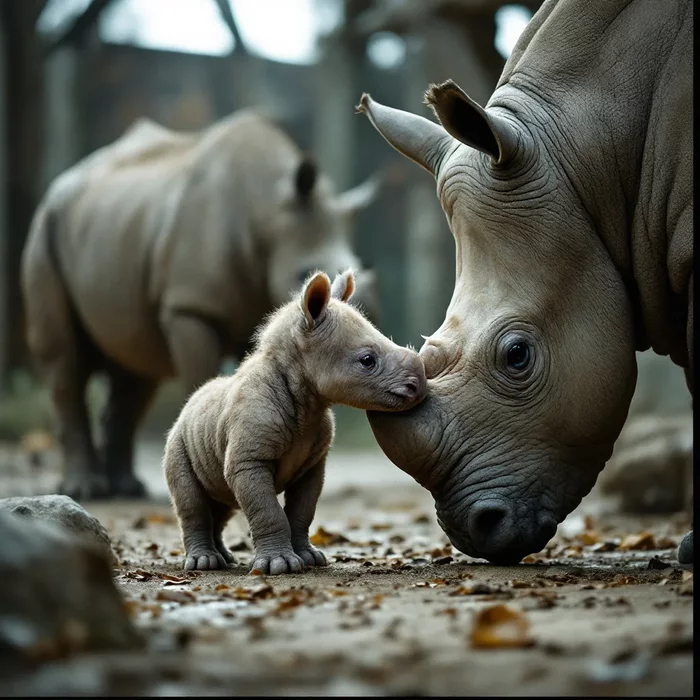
[[0, 0, 542, 445], [0, 0, 691, 507]]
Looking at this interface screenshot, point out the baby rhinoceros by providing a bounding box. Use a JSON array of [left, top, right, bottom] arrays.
[[163, 269, 427, 575]]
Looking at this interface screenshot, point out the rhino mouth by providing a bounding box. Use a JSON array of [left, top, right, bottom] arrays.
[[437, 512, 558, 565]]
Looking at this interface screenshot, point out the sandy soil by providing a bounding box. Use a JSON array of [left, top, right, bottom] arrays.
[[0, 439, 694, 696]]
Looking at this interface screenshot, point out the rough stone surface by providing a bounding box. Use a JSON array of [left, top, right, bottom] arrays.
[[0, 509, 141, 676], [598, 414, 693, 514], [678, 530, 693, 568], [0, 494, 116, 564]]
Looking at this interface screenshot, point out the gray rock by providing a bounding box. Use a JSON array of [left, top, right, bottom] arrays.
[[678, 530, 693, 569], [599, 414, 693, 514], [0, 495, 116, 564], [0, 509, 141, 676]]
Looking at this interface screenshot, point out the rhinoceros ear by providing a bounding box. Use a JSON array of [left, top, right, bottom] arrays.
[[295, 156, 317, 201], [424, 80, 519, 166], [301, 271, 331, 328], [331, 269, 356, 302]]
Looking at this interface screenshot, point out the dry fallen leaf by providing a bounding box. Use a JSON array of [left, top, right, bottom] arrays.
[[326, 589, 349, 597], [469, 604, 533, 649], [272, 589, 314, 615], [123, 568, 155, 581], [579, 531, 601, 546], [606, 575, 641, 588], [449, 583, 495, 596], [160, 573, 190, 583], [132, 513, 175, 529], [590, 540, 618, 553], [618, 532, 656, 551], [509, 580, 533, 589], [309, 526, 349, 546], [156, 589, 195, 604]]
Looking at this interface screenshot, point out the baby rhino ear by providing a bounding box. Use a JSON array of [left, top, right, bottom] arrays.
[[301, 271, 332, 328], [331, 269, 355, 303]]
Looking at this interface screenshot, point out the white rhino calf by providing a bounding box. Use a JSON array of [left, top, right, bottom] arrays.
[[21, 111, 383, 501], [358, 0, 693, 565], [163, 270, 426, 574]]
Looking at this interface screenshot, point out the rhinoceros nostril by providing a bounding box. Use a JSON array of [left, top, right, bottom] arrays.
[[473, 506, 508, 537]]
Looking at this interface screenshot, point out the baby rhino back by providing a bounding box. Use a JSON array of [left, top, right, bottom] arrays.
[[169, 376, 240, 506]]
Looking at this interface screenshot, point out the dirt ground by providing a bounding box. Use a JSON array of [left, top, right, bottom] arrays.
[[0, 438, 694, 696]]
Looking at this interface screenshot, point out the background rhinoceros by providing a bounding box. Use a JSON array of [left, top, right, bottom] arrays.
[[359, 0, 693, 565], [21, 110, 384, 501]]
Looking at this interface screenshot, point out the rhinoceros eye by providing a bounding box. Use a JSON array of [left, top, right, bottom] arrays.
[[359, 352, 377, 369], [506, 341, 531, 370]]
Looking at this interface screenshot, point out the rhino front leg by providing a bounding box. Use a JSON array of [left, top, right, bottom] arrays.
[[101, 364, 157, 499], [284, 463, 328, 568], [228, 460, 305, 575], [161, 310, 223, 392]]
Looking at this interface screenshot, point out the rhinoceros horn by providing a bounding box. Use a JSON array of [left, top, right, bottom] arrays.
[[356, 79, 521, 173]]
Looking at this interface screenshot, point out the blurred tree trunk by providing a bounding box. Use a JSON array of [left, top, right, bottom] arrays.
[[0, 7, 7, 388], [42, 47, 82, 189], [402, 16, 495, 342], [313, 0, 372, 191], [0, 0, 47, 387]]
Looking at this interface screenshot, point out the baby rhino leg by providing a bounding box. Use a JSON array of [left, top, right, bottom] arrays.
[[211, 501, 236, 565], [163, 434, 229, 571], [228, 458, 305, 575], [285, 463, 328, 568]]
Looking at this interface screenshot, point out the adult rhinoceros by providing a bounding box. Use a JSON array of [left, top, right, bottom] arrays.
[[358, 0, 693, 565], [21, 110, 383, 501]]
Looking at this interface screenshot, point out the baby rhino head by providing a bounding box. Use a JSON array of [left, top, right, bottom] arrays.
[[298, 270, 426, 411]]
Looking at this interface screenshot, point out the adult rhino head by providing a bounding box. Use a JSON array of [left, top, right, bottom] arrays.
[[266, 155, 383, 324], [358, 77, 648, 564]]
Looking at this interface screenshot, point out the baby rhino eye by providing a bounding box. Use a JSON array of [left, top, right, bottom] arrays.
[[359, 353, 376, 369], [506, 341, 530, 370]]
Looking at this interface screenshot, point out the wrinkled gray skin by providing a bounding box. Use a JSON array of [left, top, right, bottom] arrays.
[[164, 270, 426, 575], [359, 0, 693, 565], [21, 110, 384, 502]]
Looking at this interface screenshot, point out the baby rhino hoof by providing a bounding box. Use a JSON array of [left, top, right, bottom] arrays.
[[184, 550, 229, 571], [294, 545, 327, 568], [251, 551, 305, 575]]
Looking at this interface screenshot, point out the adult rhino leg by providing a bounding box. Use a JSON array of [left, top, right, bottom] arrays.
[[161, 311, 223, 392], [47, 346, 108, 501], [101, 364, 157, 499]]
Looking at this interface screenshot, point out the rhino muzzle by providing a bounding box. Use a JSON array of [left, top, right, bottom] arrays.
[[436, 498, 559, 565]]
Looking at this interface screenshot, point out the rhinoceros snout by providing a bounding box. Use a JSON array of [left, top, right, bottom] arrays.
[[440, 501, 558, 565]]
